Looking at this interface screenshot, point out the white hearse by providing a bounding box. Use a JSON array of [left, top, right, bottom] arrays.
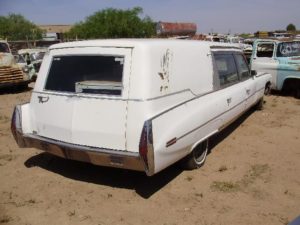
[[11, 39, 271, 176]]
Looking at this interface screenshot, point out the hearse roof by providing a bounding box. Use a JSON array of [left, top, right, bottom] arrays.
[[49, 39, 241, 51]]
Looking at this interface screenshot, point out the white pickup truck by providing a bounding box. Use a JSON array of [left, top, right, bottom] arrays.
[[11, 39, 271, 176]]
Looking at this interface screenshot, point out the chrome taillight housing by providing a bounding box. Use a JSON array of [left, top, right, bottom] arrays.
[[11, 105, 25, 147], [139, 121, 155, 176]]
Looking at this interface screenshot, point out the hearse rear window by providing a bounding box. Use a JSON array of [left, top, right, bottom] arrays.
[[45, 55, 124, 95]]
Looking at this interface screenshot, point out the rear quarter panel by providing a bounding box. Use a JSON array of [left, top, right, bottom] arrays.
[[151, 91, 226, 173]]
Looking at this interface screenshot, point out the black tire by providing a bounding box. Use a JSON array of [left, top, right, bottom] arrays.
[[181, 140, 208, 170], [255, 97, 264, 110], [264, 83, 271, 95], [295, 89, 300, 99]]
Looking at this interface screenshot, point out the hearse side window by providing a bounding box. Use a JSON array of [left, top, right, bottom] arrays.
[[45, 55, 124, 95], [256, 43, 274, 58], [234, 54, 251, 80], [214, 54, 239, 87]]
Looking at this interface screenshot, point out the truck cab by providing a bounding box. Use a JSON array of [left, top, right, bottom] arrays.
[[251, 39, 300, 98]]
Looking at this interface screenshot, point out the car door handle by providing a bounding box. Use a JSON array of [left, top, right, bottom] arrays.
[[227, 97, 232, 105], [246, 89, 251, 94], [38, 96, 49, 104]]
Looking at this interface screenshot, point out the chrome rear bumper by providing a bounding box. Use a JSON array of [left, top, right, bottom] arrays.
[[15, 132, 145, 172], [11, 105, 148, 174]]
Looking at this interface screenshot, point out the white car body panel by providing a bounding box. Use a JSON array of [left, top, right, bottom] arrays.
[[252, 57, 278, 89], [12, 39, 272, 175], [31, 47, 132, 150]]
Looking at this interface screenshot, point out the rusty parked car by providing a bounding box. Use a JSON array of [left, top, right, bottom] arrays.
[[18, 48, 47, 81], [0, 40, 31, 89]]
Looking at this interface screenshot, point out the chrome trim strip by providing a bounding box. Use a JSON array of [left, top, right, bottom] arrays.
[[149, 90, 214, 121], [32, 89, 194, 102], [175, 87, 264, 141]]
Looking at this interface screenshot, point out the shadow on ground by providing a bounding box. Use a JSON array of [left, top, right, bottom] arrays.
[[0, 85, 33, 95], [25, 152, 182, 199], [209, 107, 255, 151], [24, 106, 256, 199]]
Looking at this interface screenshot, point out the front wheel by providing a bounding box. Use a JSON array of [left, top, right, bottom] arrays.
[[264, 83, 271, 95], [255, 97, 264, 110], [180, 140, 208, 170]]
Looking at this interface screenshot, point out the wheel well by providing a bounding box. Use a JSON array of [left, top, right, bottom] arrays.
[[264, 81, 271, 95], [282, 78, 300, 91], [190, 138, 209, 154]]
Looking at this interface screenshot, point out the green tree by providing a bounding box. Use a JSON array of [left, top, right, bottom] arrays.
[[67, 7, 156, 39], [0, 14, 43, 41], [286, 23, 296, 32]]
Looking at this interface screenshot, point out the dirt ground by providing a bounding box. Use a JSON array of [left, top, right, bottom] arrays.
[[0, 85, 299, 225]]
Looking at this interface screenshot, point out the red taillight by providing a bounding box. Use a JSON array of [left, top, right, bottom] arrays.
[[139, 125, 149, 169], [139, 121, 154, 175], [166, 137, 177, 147]]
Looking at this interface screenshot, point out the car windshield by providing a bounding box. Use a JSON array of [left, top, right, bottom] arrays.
[[0, 43, 10, 53], [30, 52, 45, 61], [45, 55, 124, 95], [277, 41, 300, 57]]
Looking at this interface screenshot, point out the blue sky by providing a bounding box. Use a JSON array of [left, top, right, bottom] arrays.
[[1, 0, 299, 34]]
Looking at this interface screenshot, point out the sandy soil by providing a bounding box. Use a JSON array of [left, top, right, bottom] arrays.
[[0, 85, 300, 225]]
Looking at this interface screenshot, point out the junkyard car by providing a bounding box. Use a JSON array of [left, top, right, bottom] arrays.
[[251, 39, 300, 98], [11, 39, 271, 176], [14, 54, 29, 75], [0, 40, 30, 89], [18, 48, 47, 81]]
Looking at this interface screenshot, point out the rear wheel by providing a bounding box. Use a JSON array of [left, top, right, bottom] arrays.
[[181, 140, 208, 170]]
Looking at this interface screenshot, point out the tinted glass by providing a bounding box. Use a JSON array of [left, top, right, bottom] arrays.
[[45, 55, 124, 95], [214, 54, 239, 87], [235, 54, 250, 80]]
